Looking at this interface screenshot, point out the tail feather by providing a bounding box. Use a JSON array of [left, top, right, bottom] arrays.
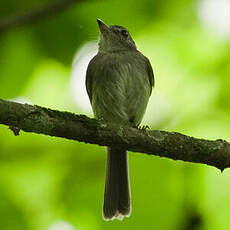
[[103, 147, 131, 220]]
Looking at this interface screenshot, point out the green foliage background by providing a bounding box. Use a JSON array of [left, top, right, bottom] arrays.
[[0, 0, 230, 229]]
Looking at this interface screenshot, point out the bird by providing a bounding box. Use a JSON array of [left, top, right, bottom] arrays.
[[85, 19, 154, 220]]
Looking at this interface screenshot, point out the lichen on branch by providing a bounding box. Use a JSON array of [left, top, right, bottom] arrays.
[[0, 98, 230, 171]]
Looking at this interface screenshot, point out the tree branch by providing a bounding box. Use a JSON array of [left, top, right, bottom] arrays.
[[0, 98, 230, 171], [0, 0, 85, 34]]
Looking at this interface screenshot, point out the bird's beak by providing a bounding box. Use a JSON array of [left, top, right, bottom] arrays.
[[97, 19, 110, 34]]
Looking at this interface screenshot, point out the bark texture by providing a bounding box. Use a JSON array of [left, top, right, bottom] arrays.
[[0, 98, 230, 171]]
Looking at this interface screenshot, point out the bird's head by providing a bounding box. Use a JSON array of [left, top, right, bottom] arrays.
[[97, 19, 136, 53]]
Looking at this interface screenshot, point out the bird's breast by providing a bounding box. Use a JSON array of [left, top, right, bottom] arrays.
[[90, 52, 151, 125]]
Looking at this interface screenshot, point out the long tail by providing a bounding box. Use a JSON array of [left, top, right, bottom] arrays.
[[103, 147, 131, 221]]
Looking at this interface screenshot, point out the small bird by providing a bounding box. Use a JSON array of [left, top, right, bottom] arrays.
[[86, 19, 154, 220]]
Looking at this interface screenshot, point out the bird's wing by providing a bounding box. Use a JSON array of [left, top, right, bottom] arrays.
[[85, 55, 99, 102], [145, 58, 154, 94]]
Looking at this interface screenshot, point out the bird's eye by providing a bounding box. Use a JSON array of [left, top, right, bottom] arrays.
[[121, 29, 129, 37]]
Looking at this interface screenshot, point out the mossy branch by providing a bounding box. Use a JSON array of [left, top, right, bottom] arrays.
[[0, 98, 230, 171]]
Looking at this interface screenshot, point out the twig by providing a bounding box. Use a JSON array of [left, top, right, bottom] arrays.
[[0, 98, 230, 171], [0, 0, 84, 34]]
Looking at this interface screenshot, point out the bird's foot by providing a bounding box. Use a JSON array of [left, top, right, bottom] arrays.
[[138, 125, 150, 132]]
